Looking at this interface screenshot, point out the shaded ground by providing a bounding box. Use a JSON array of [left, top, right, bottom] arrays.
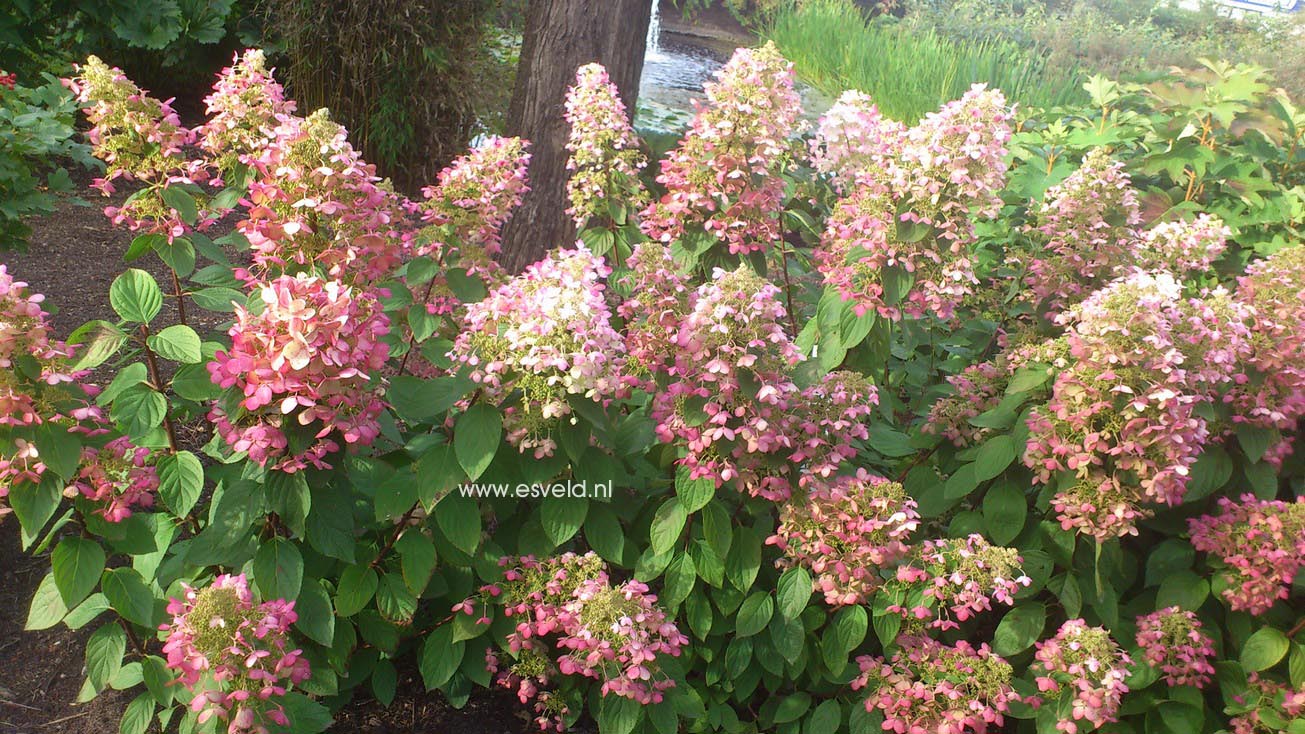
[[0, 190, 547, 733]]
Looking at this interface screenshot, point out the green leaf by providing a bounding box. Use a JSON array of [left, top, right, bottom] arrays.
[[1241, 627, 1289, 672], [147, 324, 202, 363], [68, 320, 128, 371], [154, 236, 195, 278], [584, 502, 626, 564], [63, 593, 109, 630], [101, 568, 155, 627], [419, 625, 464, 690], [35, 423, 81, 479], [52, 537, 105, 608], [142, 656, 172, 705], [597, 694, 642, 734], [973, 435, 1018, 482], [24, 573, 68, 630], [993, 603, 1046, 656], [1235, 425, 1277, 463], [161, 186, 199, 225], [725, 526, 762, 592], [267, 470, 311, 537], [186, 479, 261, 566], [335, 566, 379, 618], [736, 592, 774, 637], [376, 573, 418, 624], [1289, 643, 1305, 688], [10, 475, 63, 545], [1006, 366, 1050, 395], [396, 531, 437, 595], [388, 375, 475, 424], [454, 404, 501, 480], [807, 700, 842, 734], [119, 693, 154, 734], [293, 580, 335, 646], [867, 424, 915, 457], [776, 567, 813, 620], [157, 450, 204, 517], [773, 693, 812, 724], [650, 498, 688, 556], [872, 606, 902, 649], [372, 659, 398, 707], [109, 269, 163, 323], [982, 482, 1027, 545], [541, 497, 588, 545], [662, 552, 697, 608], [685, 592, 713, 639], [675, 464, 716, 513], [254, 538, 304, 602], [110, 385, 167, 438], [275, 693, 332, 733], [85, 623, 126, 691], [191, 286, 243, 312], [1145, 540, 1194, 587], [1156, 571, 1208, 611], [829, 605, 868, 654], [435, 494, 482, 555]]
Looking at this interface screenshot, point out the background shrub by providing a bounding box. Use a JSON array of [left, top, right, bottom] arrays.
[[258, 0, 515, 191]]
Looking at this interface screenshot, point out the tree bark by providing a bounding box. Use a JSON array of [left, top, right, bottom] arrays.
[[499, 0, 652, 273]]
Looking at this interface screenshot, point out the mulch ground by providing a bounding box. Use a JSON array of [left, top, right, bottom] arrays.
[[0, 185, 545, 733]]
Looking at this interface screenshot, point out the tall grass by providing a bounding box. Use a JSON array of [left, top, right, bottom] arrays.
[[766, 0, 1086, 121]]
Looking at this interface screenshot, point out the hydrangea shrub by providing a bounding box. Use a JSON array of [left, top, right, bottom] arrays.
[[1, 44, 1302, 734]]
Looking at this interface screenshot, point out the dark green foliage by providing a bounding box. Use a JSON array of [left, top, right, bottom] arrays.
[[259, 0, 515, 191]]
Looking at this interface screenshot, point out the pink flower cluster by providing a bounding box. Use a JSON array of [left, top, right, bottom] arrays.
[[199, 50, 297, 178], [1188, 494, 1305, 615], [1228, 244, 1305, 465], [450, 246, 626, 457], [420, 135, 531, 256], [1133, 606, 1215, 688], [1135, 214, 1229, 276], [809, 91, 904, 194], [640, 42, 801, 255], [898, 84, 1011, 227], [563, 63, 648, 228], [1031, 620, 1132, 734], [815, 85, 1011, 321], [67, 436, 157, 523], [852, 635, 1021, 734], [1024, 270, 1250, 538], [0, 266, 102, 516], [0, 264, 79, 395], [208, 274, 390, 472], [238, 107, 412, 282], [638, 267, 880, 498], [65, 56, 211, 240], [161, 574, 309, 734], [650, 266, 802, 499], [925, 361, 1008, 447], [1023, 148, 1142, 317], [462, 553, 687, 729], [766, 469, 920, 606], [789, 371, 879, 481], [615, 242, 693, 384], [1230, 674, 1305, 734], [65, 56, 194, 186], [886, 534, 1030, 631]]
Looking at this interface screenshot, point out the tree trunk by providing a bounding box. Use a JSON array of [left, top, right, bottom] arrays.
[[499, 0, 652, 273]]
